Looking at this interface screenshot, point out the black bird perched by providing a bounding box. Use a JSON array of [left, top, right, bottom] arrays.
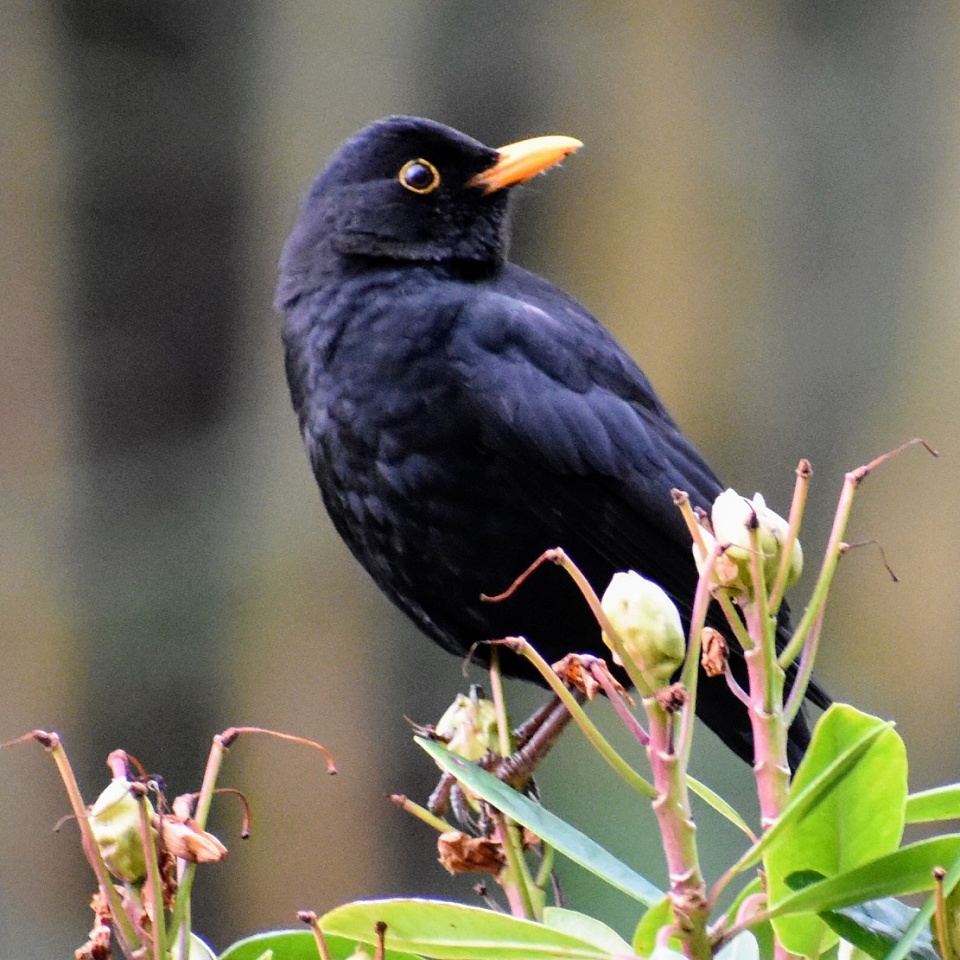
[[277, 116, 828, 767]]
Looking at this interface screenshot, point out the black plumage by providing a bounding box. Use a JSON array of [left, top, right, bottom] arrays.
[[277, 116, 827, 766]]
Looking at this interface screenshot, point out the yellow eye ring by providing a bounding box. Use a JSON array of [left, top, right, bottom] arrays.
[[398, 158, 441, 194]]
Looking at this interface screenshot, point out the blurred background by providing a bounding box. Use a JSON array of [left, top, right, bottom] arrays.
[[2, 1, 959, 955]]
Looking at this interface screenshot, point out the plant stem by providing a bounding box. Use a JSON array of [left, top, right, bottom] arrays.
[[747, 523, 777, 714], [170, 730, 229, 950], [389, 794, 454, 833], [768, 459, 812, 612], [503, 637, 656, 799], [44, 733, 140, 955], [588, 660, 649, 745], [715, 590, 754, 653], [677, 542, 724, 767], [644, 698, 710, 960], [136, 790, 164, 960], [782, 606, 825, 726], [743, 605, 790, 831], [776, 467, 857, 675], [779, 439, 935, 677], [491, 811, 538, 919], [487, 647, 514, 758], [485, 648, 542, 919]]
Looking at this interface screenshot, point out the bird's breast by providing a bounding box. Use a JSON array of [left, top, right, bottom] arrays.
[[281, 270, 637, 669], [283, 276, 503, 585]]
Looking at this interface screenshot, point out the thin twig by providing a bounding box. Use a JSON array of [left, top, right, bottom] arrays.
[[768, 459, 812, 611]]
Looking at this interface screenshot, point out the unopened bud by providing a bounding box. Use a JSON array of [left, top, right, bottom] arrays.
[[435, 687, 499, 762], [691, 523, 746, 590], [601, 571, 685, 689], [89, 778, 154, 884], [707, 489, 802, 596]]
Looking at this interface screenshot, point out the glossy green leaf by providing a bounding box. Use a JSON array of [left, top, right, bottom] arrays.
[[687, 775, 754, 839], [764, 705, 907, 957], [632, 897, 675, 957], [218, 928, 422, 960], [905, 784, 960, 824], [885, 830, 960, 960], [218, 930, 315, 960], [722, 877, 773, 960], [817, 899, 938, 960], [320, 898, 618, 960], [417, 738, 662, 905], [542, 907, 632, 955], [884, 895, 939, 960], [820, 909, 894, 960], [723, 715, 888, 883], [767, 834, 960, 919]]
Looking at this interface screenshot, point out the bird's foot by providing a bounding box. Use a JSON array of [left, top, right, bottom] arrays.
[[426, 692, 582, 831]]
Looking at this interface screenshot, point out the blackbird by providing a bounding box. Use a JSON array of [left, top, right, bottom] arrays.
[[277, 116, 828, 767]]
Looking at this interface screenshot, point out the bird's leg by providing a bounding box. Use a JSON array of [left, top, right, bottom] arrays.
[[511, 695, 567, 750], [427, 770, 485, 832], [427, 693, 581, 830], [426, 770, 457, 818], [491, 691, 584, 792]]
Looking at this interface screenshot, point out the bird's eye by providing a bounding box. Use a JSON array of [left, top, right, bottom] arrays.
[[398, 158, 440, 194]]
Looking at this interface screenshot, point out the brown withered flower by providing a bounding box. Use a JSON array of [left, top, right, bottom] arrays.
[[700, 627, 729, 678], [437, 830, 505, 876]]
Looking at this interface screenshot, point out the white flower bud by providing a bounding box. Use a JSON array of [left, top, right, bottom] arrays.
[[601, 571, 685, 689], [89, 778, 154, 884], [710, 489, 802, 595], [691, 523, 746, 590], [711, 489, 757, 560]]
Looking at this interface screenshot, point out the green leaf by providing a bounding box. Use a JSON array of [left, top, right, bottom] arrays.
[[723, 878, 773, 959], [721, 713, 888, 886], [320, 898, 619, 960], [885, 896, 939, 960], [542, 907, 632, 955], [767, 835, 960, 918], [632, 898, 675, 958], [763, 705, 907, 957], [687, 775, 755, 840], [906, 784, 960, 824], [886, 830, 960, 960], [218, 929, 422, 960], [218, 930, 313, 960], [817, 899, 938, 960], [819, 906, 896, 960], [417, 738, 662, 905]]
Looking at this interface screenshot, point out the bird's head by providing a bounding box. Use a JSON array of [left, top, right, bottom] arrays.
[[276, 116, 581, 307]]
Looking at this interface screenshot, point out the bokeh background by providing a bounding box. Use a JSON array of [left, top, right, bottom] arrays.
[[3, 2, 959, 955]]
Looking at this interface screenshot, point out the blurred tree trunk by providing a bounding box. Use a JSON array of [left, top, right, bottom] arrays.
[[56, 0, 252, 935], [0, 4, 78, 956]]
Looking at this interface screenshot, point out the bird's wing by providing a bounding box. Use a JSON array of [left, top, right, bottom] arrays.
[[448, 280, 722, 616]]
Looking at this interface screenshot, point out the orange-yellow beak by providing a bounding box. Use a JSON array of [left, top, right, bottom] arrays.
[[468, 134, 583, 194]]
